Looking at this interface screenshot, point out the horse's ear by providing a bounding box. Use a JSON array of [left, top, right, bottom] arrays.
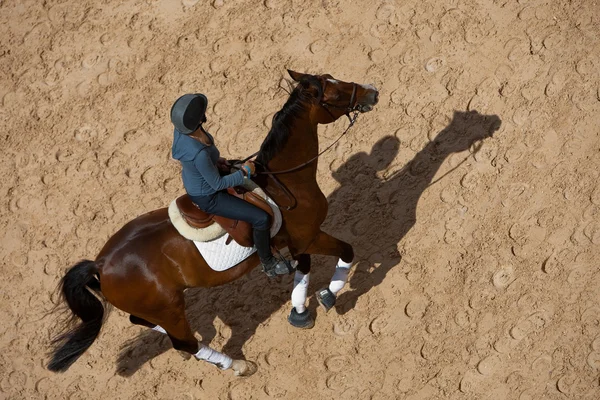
[[288, 70, 307, 82]]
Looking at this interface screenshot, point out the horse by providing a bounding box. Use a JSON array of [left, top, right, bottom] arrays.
[[47, 70, 380, 376]]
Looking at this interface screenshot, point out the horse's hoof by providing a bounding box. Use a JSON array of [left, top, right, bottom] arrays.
[[288, 307, 314, 329], [178, 351, 192, 361], [231, 360, 258, 377], [316, 288, 336, 313]]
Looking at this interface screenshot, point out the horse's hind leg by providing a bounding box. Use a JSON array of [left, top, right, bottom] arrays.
[[151, 293, 257, 376], [129, 315, 167, 334], [304, 230, 354, 313], [130, 315, 153, 328], [130, 315, 170, 335]]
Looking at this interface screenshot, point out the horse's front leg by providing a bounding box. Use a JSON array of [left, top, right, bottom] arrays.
[[287, 254, 315, 329], [305, 230, 354, 313]]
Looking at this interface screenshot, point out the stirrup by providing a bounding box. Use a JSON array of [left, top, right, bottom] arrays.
[[262, 255, 295, 278]]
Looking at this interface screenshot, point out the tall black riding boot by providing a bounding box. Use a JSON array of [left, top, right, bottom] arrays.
[[253, 228, 294, 277]]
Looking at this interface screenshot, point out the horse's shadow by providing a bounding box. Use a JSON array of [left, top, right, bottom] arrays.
[[326, 110, 501, 314], [115, 110, 501, 376]]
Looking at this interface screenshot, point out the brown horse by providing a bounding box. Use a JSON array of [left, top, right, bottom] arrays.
[[48, 70, 379, 376]]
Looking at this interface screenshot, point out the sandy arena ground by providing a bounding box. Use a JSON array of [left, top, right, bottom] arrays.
[[1, 0, 600, 399]]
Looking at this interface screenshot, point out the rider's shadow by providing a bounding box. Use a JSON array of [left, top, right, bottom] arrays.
[[115, 110, 501, 375], [322, 110, 501, 314]]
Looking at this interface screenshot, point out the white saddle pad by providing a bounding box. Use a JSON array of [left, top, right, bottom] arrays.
[[193, 234, 258, 272], [193, 195, 281, 271], [168, 181, 283, 271]]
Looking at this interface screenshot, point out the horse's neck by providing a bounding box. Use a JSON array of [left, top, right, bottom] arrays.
[[268, 120, 319, 176], [258, 117, 323, 214], [411, 140, 453, 190]]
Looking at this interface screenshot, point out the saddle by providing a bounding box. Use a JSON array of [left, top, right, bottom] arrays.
[[176, 187, 274, 247]]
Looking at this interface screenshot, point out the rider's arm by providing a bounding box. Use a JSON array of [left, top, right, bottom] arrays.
[[194, 150, 245, 191]]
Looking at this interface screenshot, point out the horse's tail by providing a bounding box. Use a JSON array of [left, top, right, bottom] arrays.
[[48, 259, 107, 372]]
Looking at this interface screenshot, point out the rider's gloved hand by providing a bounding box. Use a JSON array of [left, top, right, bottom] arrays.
[[242, 161, 256, 177]]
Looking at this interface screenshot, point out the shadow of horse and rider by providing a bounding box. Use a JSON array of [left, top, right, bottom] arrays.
[[116, 110, 501, 376]]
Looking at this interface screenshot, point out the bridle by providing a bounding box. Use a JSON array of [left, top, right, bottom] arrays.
[[240, 79, 363, 210], [319, 79, 359, 123]]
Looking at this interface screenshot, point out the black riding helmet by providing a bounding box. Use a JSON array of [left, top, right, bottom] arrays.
[[170, 93, 208, 134]]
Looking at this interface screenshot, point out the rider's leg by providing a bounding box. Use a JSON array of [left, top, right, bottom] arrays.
[[191, 191, 293, 276], [252, 227, 294, 276]]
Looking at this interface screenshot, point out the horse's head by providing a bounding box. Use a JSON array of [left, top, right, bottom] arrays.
[[432, 110, 502, 154], [287, 70, 379, 124]]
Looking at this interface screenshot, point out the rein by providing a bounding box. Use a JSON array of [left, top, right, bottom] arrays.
[[255, 110, 359, 175]]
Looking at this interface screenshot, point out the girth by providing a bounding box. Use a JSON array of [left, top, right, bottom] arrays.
[[175, 187, 274, 247]]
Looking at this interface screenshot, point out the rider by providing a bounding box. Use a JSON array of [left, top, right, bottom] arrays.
[[170, 93, 292, 277]]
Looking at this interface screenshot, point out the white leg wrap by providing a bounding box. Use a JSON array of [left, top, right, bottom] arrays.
[[194, 344, 233, 370], [329, 259, 351, 295], [291, 271, 310, 313], [152, 325, 166, 334]]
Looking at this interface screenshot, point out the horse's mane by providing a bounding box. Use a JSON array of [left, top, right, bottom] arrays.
[[256, 76, 322, 165]]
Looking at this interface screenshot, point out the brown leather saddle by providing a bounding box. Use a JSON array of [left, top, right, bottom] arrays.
[[176, 187, 274, 247]]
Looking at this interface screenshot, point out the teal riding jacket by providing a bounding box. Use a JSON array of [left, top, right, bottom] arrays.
[[171, 129, 244, 197]]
